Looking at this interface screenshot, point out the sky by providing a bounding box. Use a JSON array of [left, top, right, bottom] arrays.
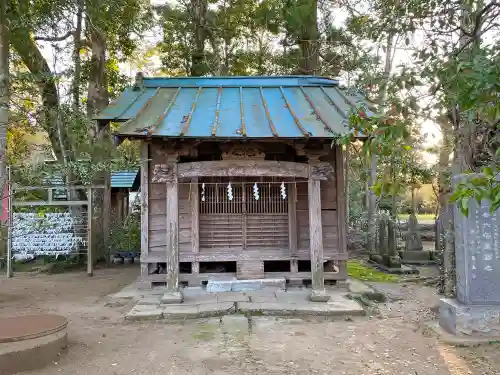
[[40, 0, 441, 164]]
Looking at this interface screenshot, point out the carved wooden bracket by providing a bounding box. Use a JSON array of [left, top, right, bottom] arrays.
[[152, 164, 177, 183], [310, 162, 334, 181], [220, 144, 266, 160]]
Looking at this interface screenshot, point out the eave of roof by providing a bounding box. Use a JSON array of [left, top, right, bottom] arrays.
[[96, 75, 373, 139]]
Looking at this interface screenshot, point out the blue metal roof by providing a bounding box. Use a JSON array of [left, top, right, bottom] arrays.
[[97, 76, 372, 139], [110, 170, 139, 189]]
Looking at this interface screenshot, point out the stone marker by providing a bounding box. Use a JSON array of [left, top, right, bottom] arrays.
[[378, 215, 389, 255], [440, 174, 500, 337], [387, 219, 397, 257], [401, 214, 434, 264], [405, 214, 423, 251]]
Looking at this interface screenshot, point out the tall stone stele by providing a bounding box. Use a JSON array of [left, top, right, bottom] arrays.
[[370, 214, 389, 265], [439, 174, 500, 337]]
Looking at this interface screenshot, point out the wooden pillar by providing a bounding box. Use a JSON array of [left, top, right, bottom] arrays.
[[335, 146, 347, 254], [103, 177, 111, 253], [190, 177, 200, 283], [308, 179, 327, 298], [308, 151, 330, 302], [140, 142, 149, 281], [288, 181, 297, 257], [87, 187, 93, 276], [163, 154, 182, 303]]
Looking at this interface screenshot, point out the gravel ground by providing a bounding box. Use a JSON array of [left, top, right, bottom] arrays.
[[0, 266, 494, 375]]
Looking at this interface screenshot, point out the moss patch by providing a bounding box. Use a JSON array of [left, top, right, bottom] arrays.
[[347, 261, 399, 282], [192, 323, 218, 341]]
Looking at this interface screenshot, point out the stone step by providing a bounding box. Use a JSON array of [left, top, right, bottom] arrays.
[[206, 278, 286, 293]]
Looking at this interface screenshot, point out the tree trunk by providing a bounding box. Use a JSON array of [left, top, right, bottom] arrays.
[[411, 187, 416, 214], [10, 31, 69, 162], [190, 0, 208, 77], [86, 15, 111, 263], [440, 5, 477, 297], [86, 25, 108, 120], [345, 144, 350, 224], [72, 0, 84, 110], [366, 31, 394, 253], [0, 0, 8, 196], [297, 0, 319, 75]]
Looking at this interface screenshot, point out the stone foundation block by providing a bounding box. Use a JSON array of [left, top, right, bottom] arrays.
[[309, 290, 331, 302], [439, 298, 500, 337], [161, 292, 183, 304]]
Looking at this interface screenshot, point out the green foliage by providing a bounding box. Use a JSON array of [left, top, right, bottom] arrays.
[[451, 168, 500, 216], [109, 213, 140, 251]]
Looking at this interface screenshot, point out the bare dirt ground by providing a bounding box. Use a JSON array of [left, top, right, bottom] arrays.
[[0, 266, 496, 375]]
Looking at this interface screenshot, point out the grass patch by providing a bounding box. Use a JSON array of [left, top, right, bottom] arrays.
[[347, 260, 399, 282], [398, 213, 435, 221]]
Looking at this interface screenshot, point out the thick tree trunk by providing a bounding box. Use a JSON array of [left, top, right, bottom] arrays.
[[86, 16, 111, 264], [0, 0, 8, 195], [190, 0, 208, 77], [366, 32, 394, 252], [297, 0, 319, 75], [86, 26, 108, 119], [72, 0, 84, 110], [10, 31, 69, 162]]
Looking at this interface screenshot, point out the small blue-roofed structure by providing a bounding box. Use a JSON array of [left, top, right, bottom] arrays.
[[99, 75, 372, 139], [111, 170, 140, 189], [95, 75, 368, 299]]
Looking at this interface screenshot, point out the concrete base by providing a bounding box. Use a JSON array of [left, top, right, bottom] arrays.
[[439, 298, 500, 337], [206, 278, 286, 293], [161, 292, 183, 304], [425, 322, 500, 346], [401, 250, 436, 265], [123, 287, 364, 321], [309, 289, 331, 302]]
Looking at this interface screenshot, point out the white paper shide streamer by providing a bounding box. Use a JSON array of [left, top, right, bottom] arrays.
[[201, 182, 205, 202], [227, 182, 233, 201], [253, 183, 260, 200], [280, 182, 286, 200]]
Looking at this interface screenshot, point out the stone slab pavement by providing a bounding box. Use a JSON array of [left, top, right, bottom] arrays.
[[115, 285, 365, 321]]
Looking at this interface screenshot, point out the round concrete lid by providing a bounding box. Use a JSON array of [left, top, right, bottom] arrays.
[[0, 314, 68, 344]]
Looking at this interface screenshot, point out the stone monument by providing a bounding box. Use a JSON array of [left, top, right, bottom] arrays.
[[401, 214, 435, 264], [369, 214, 389, 265], [384, 219, 401, 268], [439, 174, 500, 337]]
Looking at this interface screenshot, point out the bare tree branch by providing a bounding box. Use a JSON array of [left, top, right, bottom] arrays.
[[34, 31, 74, 42]]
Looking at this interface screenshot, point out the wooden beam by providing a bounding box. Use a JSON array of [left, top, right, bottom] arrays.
[[288, 181, 297, 257], [335, 145, 348, 255], [152, 160, 333, 180], [140, 142, 149, 280], [165, 163, 180, 293], [308, 178, 324, 292]]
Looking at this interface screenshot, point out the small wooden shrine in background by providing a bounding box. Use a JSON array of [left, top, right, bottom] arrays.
[[96, 75, 370, 302]]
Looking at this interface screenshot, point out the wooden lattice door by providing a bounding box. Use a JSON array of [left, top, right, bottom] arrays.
[[199, 179, 289, 251]]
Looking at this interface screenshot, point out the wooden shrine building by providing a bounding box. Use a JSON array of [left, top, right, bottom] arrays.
[[96, 75, 369, 301]]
